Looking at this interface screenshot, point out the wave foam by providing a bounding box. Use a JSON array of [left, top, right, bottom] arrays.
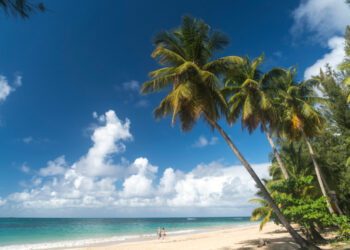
[[0, 229, 199, 250]]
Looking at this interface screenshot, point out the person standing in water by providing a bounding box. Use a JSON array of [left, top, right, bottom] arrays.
[[161, 227, 166, 239], [157, 227, 161, 239]]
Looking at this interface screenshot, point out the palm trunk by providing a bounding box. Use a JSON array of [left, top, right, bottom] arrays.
[[303, 133, 343, 215], [209, 119, 319, 249], [262, 125, 289, 179], [309, 224, 327, 244], [321, 175, 343, 215], [303, 133, 335, 214]]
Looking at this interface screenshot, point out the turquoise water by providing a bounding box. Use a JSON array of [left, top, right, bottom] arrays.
[[0, 217, 254, 249]]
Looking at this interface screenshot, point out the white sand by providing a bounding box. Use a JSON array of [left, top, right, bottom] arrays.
[[75, 223, 332, 250]]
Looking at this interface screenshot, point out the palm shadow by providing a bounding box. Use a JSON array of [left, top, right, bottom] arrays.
[[235, 236, 299, 250]]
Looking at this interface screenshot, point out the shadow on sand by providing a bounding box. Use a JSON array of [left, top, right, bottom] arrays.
[[218, 236, 299, 250]]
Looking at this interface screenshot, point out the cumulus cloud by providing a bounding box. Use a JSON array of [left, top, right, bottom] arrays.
[[193, 135, 218, 148], [304, 36, 345, 79], [121, 158, 158, 198], [2, 110, 269, 216], [75, 110, 132, 177], [291, 0, 350, 42], [0, 74, 22, 102], [39, 156, 67, 176]]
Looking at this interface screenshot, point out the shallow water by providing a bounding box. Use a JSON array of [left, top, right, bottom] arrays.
[[0, 217, 254, 249]]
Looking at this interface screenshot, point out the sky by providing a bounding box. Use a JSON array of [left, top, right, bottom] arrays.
[[0, 0, 349, 217]]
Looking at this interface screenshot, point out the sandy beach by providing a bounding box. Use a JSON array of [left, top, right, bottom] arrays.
[[75, 223, 333, 250]]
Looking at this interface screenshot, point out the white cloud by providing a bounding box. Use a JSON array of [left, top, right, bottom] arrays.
[[0, 198, 6, 206], [114, 80, 150, 109], [13, 73, 22, 87], [92, 111, 106, 123], [0, 76, 11, 102], [121, 158, 158, 198], [122, 80, 140, 91], [291, 0, 350, 42], [291, 1, 350, 80], [159, 168, 180, 195], [75, 110, 132, 177], [166, 162, 269, 207], [0, 74, 22, 102], [23, 136, 33, 144], [32, 178, 42, 186], [193, 135, 218, 148], [304, 36, 345, 79], [39, 156, 67, 176], [1, 110, 270, 216], [21, 164, 31, 174]]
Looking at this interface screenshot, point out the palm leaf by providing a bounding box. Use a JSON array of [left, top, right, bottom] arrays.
[[152, 47, 186, 65]]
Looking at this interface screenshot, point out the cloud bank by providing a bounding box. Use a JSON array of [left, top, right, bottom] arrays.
[[1, 110, 269, 217]]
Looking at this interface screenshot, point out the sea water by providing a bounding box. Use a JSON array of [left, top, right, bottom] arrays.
[[0, 217, 255, 249]]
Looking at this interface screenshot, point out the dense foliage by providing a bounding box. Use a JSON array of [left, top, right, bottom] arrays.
[[251, 27, 350, 243]]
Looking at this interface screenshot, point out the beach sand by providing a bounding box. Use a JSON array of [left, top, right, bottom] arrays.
[[75, 223, 334, 250]]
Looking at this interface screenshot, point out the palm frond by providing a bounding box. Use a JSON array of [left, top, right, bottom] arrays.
[[204, 56, 245, 74], [152, 47, 186, 66], [141, 74, 177, 93]]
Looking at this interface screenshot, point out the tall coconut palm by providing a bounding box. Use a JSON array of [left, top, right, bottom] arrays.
[[222, 55, 289, 179], [275, 68, 342, 215], [141, 16, 318, 249]]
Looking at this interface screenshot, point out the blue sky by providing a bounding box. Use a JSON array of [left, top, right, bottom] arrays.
[[0, 0, 349, 217]]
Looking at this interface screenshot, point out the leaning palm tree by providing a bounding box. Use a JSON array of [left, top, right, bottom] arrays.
[[222, 55, 290, 179], [141, 16, 318, 249], [276, 69, 342, 215], [0, 0, 44, 18]]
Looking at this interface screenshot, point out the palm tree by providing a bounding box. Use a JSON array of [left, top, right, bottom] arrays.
[[250, 197, 273, 230], [222, 56, 289, 179], [270, 141, 313, 179], [0, 0, 44, 18], [141, 16, 318, 249], [276, 68, 341, 215]]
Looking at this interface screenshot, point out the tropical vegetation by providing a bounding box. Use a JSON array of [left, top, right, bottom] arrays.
[[142, 16, 350, 249]]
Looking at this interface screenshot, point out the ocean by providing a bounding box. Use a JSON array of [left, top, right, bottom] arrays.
[[0, 217, 255, 249]]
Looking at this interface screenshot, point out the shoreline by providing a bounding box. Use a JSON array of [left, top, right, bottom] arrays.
[[0, 222, 335, 250], [73, 223, 338, 250], [70, 222, 260, 249], [73, 223, 299, 250], [0, 222, 257, 250]]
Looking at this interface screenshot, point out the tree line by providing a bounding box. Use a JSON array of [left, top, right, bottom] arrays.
[[142, 16, 350, 249]]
